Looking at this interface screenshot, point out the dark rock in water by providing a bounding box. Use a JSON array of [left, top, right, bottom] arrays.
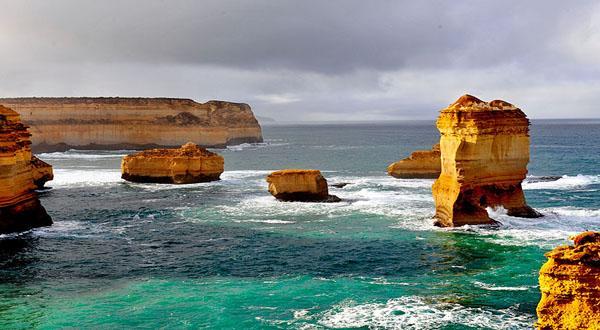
[[525, 176, 563, 183], [330, 182, 351, 188]]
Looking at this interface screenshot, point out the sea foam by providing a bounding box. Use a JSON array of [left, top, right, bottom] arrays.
[[523, 174, 600, 190], [316, 296, 534, 329]]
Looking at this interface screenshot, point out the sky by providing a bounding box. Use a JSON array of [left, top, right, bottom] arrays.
[[1, 0, 599, 121]]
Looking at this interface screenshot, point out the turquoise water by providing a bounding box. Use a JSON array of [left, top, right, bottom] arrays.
[[1, 120, 599, 329]]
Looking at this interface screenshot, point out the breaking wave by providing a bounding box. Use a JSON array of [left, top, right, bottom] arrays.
[[523, 174, 600, 190], [315, 296, 534, 329]]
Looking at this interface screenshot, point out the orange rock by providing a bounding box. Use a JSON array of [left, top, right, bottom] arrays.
[[387, 144, 441, 179], [0, 97, 263, 152], [536, 231, 600, 329], [432, 95, 541, 227], [31, 156, 53, 189], [121, 142, 224, 184], [266, 169, 341, 202], [0, 105, 52, 233]]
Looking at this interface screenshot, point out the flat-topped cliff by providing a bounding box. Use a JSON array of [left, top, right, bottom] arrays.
[[0, 105, 52, 233], [432, 95, 540, 227], [0, 97, 263, 152]]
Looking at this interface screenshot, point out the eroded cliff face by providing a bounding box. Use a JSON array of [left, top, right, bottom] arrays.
[[431, 95, 540, 227], [0, 98, 263, 152], [536, 231, 600, 330], [121, 142, 224, 184], [0, 105, 51, 233], [31, 156, 53, 189], [266, 169, 341, 202], [387, 144, 441, 179]]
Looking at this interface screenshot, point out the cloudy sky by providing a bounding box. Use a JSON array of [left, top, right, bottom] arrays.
[[1, 1, 599, 121]]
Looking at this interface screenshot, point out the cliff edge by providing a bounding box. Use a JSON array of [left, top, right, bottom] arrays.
[[0, 105, 52, 233], [0, 97, 263, 152]]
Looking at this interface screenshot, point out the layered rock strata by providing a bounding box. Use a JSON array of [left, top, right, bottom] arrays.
[[387, 144, 441, 179], [0, 98, 263, 152], [0, 105, 52, 233], [432, 95, 541, 227], [121, 142, 224, 184], [31, 156, 53, 189], [267, 169, 341, 202], [536, 231, 600, 329]]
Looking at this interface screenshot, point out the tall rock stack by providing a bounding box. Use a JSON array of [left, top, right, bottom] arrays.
[[536, 232, 600, 329], [0, 105, 52, 233], [431, 95, 540, 227]]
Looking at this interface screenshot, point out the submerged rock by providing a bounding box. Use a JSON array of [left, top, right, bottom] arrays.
[[121, 142, 224, 184], [387, 144, 441, 179], [432, 95, 541, 227], [536, 231, 600, 329], [31, 156, 54, 189], [330, 182, 351, 188], [0, 105, 52, 233], [267, 169, 341, 202]]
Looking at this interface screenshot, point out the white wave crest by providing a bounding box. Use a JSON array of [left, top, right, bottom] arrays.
[[523, 174, 600, 190], [317, 296, 534, 329], [225, 142, 289, 151], [49, 169, 122, 188], [37, 150, 131, 159], [455, 206, 600, 248], [472, 281, 534, 291]]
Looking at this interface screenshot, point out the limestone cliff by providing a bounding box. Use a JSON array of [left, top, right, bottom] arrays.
[[431, 95, 541, 227], [267, 169, 341, 202], [387, 144, 441, 179], [121, 142, 224, 184], [0, 105, 52, 233], [0, 97, 263, 152], [536, 231, 600, 329]]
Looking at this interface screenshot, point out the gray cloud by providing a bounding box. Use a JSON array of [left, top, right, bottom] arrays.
[[1, 0, 599, 121]]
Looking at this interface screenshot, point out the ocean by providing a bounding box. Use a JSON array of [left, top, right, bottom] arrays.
[[1, 120, 599, 329]]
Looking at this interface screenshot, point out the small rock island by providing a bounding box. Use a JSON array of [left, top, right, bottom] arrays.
[[0, 105, 52, 233], [536, 231, 600, 329], [432, 95, 541, 227], [121, 142, 224, 184], [267, 169, 341, 202], [387, 144, 441, 179]]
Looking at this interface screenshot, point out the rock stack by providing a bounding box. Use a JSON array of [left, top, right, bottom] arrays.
[[0, 105, 52, 233], [387, 144, 441, 179], [267, 169, 341, 202], [121, 142, 224, 184], [536, 231, 600, 329], [431, 95, 540, 227]]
